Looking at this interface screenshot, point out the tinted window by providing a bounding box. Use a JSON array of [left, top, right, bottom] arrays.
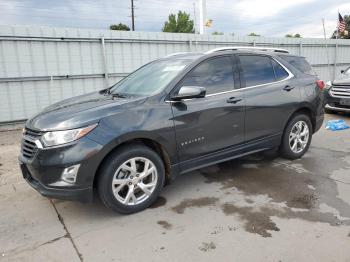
[[239, 55, 275, 86], [272, 60, 289, 80], [181, 56, 234, 95], [280, 55, 315, 75]]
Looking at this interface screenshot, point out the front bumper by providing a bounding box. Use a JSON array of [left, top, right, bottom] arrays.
[[20, 163, 93, 202], [325, 104, 350, 113], [19, 136, 104, 202], [324, 89, 350, 113]]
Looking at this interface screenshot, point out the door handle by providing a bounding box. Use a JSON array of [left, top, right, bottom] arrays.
[[283, 85, 295, 92], [227, 97, 242, 104]]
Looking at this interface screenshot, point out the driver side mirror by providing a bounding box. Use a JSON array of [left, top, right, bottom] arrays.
[[171, 86, 206, 101]]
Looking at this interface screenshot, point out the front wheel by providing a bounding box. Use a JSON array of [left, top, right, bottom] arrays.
[[280, 114, 312, 160], [97, 144, 165, 214]]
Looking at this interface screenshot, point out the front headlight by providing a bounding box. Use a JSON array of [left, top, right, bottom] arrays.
[[325, 81, 332, 89], [41, 123, 98, 147]]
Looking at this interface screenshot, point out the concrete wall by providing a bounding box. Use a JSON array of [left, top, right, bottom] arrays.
[[1, 25, 350, 123]]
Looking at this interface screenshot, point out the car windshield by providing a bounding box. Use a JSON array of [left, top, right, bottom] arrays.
[[109, 57, 195, 96]]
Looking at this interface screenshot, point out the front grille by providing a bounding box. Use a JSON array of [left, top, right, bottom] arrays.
[[330, 85, 350, 98], [21, 128, 42, 159]]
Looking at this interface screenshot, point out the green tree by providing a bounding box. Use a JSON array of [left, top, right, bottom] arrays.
[[162, 11, 194, 33], [248, 32, 260, 36], [109, 23, 130, 31], [285, 33, 302, 38], [212, 31, 224, 35], [331, 15, 350, 39]]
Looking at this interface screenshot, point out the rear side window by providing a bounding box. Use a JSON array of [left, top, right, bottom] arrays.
[[280, 55, 315, 75], [181, 56, 234, 95], [239, 55, 275, 86], [271, 59, 289, 81]]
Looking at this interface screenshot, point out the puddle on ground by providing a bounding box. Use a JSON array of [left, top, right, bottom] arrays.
[[157, 220, 173, 230], [186, 147, 350, 237], [171, 197, 219, 214], [149, 196, 167, 209], [222, 203, 280, 237]]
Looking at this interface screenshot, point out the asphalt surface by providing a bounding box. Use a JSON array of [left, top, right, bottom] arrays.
[[0, 113, 350, 262]]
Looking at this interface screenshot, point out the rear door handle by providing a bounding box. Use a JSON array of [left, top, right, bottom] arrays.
[[283, 85, 295, 92], [227, 97, 242, 104]]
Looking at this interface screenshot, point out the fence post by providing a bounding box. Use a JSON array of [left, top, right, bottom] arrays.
[[333, 42, 338, 81], [188, 39, 193, 51], [100, 36, 109, 88]]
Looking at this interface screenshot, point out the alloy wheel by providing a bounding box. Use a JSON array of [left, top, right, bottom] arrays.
[[289, 120, 309, 154], [111, 157, 158, 206]]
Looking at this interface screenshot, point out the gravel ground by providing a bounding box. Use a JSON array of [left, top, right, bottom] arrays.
[[0, 113, 350, 262]]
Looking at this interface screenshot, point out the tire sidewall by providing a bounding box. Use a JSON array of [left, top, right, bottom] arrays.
[[98, 145, 165, 214], [281, 114, 312, 159]]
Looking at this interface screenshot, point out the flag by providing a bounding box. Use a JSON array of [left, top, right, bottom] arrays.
[[338, 13, 346, 32]]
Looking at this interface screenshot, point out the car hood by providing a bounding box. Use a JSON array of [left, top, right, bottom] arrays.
[[333, 74, 350, 85], [26, 91, 147, 131]]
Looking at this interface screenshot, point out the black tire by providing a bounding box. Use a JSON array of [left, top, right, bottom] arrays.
[[280, 114, 312, 160], [97, 144, 165, 214]]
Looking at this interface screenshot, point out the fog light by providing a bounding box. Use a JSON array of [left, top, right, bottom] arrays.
[[61, 164, 80, 183]]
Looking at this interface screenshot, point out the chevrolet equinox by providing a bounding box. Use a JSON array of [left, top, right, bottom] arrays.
[[19, 47, 325, 213]]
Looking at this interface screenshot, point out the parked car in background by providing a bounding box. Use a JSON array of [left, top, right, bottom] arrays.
[[19, 47, 324, 214], [324, 67, 350, 114]]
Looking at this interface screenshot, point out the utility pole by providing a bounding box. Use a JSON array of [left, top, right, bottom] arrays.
[[131, 0, 135, 31], [198, 0, 206, 34], [193, 2, 197, 34]]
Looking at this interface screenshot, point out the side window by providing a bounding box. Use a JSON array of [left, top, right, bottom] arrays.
[[239, 55, 275, 86], [272, 59, 289, 81], [181, 56, 234, 95], [280, 55, 315, 75]]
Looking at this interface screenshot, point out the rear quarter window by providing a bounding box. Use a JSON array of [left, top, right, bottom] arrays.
[[279, 55, 315, 76]]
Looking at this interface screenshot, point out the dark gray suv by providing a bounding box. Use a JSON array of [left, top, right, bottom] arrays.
[[19, 47, 325, 213]]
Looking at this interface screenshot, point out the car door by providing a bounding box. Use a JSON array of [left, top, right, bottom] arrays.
[[237, 54, 300, 143], [170, 55, 245, 170]]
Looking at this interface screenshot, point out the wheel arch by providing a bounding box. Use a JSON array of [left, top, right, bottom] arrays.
[[285, 106, 316, 133], [92, 137, 173, 190]]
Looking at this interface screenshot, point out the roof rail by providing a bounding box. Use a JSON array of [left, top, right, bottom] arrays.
[[165, 52, 190, 57], [205, 46, 290, 54]]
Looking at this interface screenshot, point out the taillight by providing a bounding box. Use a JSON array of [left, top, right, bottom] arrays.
[[316, 80, 325, 90]]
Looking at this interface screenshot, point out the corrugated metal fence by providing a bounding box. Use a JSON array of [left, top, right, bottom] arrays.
[[1, 25, 350, 123]]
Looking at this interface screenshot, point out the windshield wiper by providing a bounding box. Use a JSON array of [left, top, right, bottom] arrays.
[[110, 92, 127, 98]]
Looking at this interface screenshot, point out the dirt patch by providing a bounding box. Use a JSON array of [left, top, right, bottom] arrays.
[[157, 220, 173, 230], [222, 203, 280, 237], [171, 197, 219, 214], [149, 196, 167, 209], [199, 242, 216, 252]]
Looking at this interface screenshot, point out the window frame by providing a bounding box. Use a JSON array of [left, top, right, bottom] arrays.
[[169, 55, 238, 99], [236, 54, 294, 89]]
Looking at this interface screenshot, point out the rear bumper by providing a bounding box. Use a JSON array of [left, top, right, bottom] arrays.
[[20, 163, 93, 202], [314, 113, 324, 133]]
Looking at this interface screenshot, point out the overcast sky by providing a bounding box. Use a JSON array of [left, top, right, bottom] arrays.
[[0, 0, 349, 38]]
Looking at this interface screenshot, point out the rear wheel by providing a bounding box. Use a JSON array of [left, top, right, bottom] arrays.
[[280, 114, 312, 160], [97, 144, 165, 214]]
